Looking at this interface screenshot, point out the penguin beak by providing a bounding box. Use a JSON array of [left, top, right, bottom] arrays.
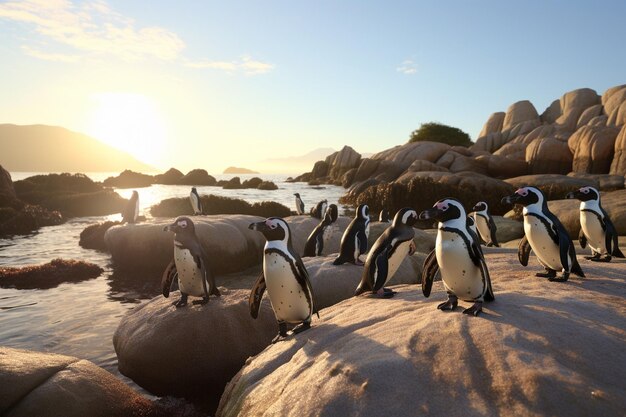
[[249, 221, 269, 232], [163, 221, 177, 232], [471, 203, 481, 211], [419, 208, 440, 221], [501, 194, 520, 205], [565, 191, 579, 200]]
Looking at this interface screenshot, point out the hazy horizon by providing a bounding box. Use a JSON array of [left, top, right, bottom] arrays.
[[1, 1, 625, 172]]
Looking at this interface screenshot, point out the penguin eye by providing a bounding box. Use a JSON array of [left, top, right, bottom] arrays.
[[582, 188, 589, 194], [178, 220, 187, 228]]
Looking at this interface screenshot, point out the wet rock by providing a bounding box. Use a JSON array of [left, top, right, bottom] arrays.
[[256, 181, 278, 190], [79, 221, 121, 251], [0, 347, 157, 417], [178, 169, 217, 186], [102, 170, 154, 188], [221, 177, 242, 189], [0, 259, 103, 290], [0, 204, 63, 237], [310, 160, 329, 179], [153, 168, 184, 185]]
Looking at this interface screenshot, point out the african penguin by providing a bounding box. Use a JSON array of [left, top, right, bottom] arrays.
[[378, 209, 391, 223], [311, 199, 328, 220], [162, 217, 220, 307], [467, 215, 478, 236], [189, 187, 203, 215], [122, 190, 139, 224], [566, 186, 624, 262], [355, 208, 418, 298], [249, 217, 317, 343], [502, 187, 584, 282], [333, 204, 370, 265], [420, 198, 494, 316], [469, 201, 499, 247], [294, 193, 305, 215], [303, 205, 337, 257]]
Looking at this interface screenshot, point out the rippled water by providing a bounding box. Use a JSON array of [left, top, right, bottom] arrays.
[[0, 172, 346, 393]]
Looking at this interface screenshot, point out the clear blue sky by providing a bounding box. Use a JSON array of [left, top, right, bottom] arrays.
[[1, 0, 625, 172]]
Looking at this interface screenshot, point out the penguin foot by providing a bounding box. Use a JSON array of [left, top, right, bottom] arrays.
[[536, 269, 556, 278], [372, 288, 395, 298], [437, 297, 458, 311], [584, 254, 601, 261], [271, 333, 287, 344], [587, 255, 612, 263], [291, 321, 311, 334], [549, 272, 569, 282], [462, 302, 483, 316], [354, 258, 364, 266], [271, 322, 288, 343], [173, 299, 187, 308], [192, 297, 209, 305]]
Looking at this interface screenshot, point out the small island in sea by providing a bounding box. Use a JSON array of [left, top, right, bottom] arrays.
[[223, 166, 259, 174]]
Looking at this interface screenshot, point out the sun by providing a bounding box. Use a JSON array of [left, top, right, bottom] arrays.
[[86, 92, 168, 166]]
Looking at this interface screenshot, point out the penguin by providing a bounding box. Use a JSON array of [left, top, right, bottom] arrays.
[[467, 215, 478, 237], [502, 187, 584, 282], [189, 187, 203, 215], [303, 205, 336, 257], [355, 208, 418, 298], [333, 204, 370, 265], [249, 217, 317, 343], [311, 199, 328, 219], [378, 209, 391, 223], [162, 217, 220, 307], [294, 193, 305, 215], [469, 201, 499, 247], [420, 198, 494, 316], [122, 190, 139, 224], [565, 186, 625, 262]]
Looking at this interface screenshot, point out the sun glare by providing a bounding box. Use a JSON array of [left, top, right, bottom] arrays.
[[86, 92, 168, 167]]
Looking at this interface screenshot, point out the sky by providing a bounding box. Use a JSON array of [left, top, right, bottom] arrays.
[[1, 0, 625, 173]]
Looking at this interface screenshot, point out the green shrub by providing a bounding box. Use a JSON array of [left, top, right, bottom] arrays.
[[409, 122, 472, 147]]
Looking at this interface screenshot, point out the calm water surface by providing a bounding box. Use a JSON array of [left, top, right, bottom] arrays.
[[0, 172, 346, 392]]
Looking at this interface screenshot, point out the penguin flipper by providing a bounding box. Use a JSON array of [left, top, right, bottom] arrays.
[[315, 233, 324, 256], [295, 258, 318, 318], [488, 216, 499, 247], [249, 272, 266, 319], [479, 256, 495, 302], [603, 217, 625, 258], [357, 229, 368, 255], [518, 236, 531, 266], [371, 246, 390, 293], [195, 253, 219, 298], [161, 259, 177, 298], [421, 249, 439, 298], [578, 228, 587, 249]]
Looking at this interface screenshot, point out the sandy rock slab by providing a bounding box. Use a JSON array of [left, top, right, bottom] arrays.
[[217, 252, 626, 417], [0, 347, 156, 417]]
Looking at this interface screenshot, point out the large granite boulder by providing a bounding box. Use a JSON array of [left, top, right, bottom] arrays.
[[371, 141, 450, 168], [502, 100, 540, 131], [577, 104, 603, 128], [0, 347, 156, 417], [406, 159, 448, 173], [435, 150, 488, 174], [610, 124, 626, 175], [540, 98, 562, 124], [325, 146, 361, 181], [217, 253, 626, 417], [102, 170, 154, 188], [504, 174, 596, 201], [153, 168, 184, 185], [566, 172, 625, 191], [104, 215, 265, 274], [555, 88, 600, 131], [525, 136, 573, 175], [604, 85, 626, 127], [568, 125, 621, 174], [493, 216, 524, 243], [492, 142, 527, 160], [0, 165, 16, 202], [479, 154, 528, 178], [478, 111, 505, 137], [178, 169, 217, 186]]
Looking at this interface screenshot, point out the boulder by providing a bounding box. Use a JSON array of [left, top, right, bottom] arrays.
[[504, 174, 596, 201], [240, 177, 263, 188], [607, 99, 626, 127], [326, 146, 361, 180], [257, 181, 278, 190], [79, 221, 121, 250], [153, 167, 184, 184], [471, 131, 507, 153], [513, 124, 555, 145], [480, 154, 528, 178], [492, 142, 527, 160], [353, 159, 405, 184], [588, 115, 608, 126], [610, 124, 626, 175], [568, 125, 620, 174], [178, 169, 217, 186], [525, 136, 572, 175], [406, 159, 448, 173], [104, 215, 265, 274], [0, 165, 16, 201], [502, 100, 540, 131], [371, 141, 450, 168], [478, 111, 505, 137], [150, 195, 291, 218], [493, 216, 524, 243], [310, 160, 329, 179], [577, 104, 603, 129], [341, 168, 358, 187], [540, 98, 562, 124], [221, 177, 241, 189], [0, 204, 63, 237], [0, 347, 156, 417], [102, 170, 154, 188], [0, 258, 103, 290], [602, 85, 626, 120], [217, 253, 626, 417], [567, 173, 624, 191], [435, 151, 488, 174], [556, 88, 600, 131]]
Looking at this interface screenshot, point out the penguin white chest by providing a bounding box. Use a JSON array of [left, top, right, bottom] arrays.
[[475, 215, 491, 242], [524, 216, 562, 271], [580, 211, 606, 253], [436, 230, 484, 301], [386, 239, 412, 282], [263, 252, 311, 323], [174, 246, 205, 297]]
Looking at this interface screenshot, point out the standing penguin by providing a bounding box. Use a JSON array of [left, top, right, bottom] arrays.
[[249, 217, 317, 343], [333, 204, 370, 265], [189, 187, 203, 215], [502, 187, 584, 282], [420, 198, 494, 316], [566, 186, 624, 262], [378, 209, 391, 223], [311, 199, 328, 219], [162, 217, 220, 307], [122, 190, 139, 224], [355, 208, 418, 298], [294, 193, 305, 215], [303, 206, 336, 257], [469, 201, 499, 247]]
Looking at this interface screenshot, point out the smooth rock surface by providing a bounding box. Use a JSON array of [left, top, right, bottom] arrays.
[[217, 252, 626, 417]]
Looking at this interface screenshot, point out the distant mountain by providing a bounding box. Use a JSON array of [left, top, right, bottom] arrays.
[[223, 166, 259, 174], [258, 147, 336, 171], [0, 124, 154, 172]]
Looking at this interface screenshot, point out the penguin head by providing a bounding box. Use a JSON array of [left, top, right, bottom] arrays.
[[379, 209, 390, 222], [356, 204, 369, 220], [131, 190, 139, 200], [294, 193, 300, 197], [249, 217, 291, 243], [191, 187, 197, 193], [324, 204, 339, 223], [472, 201, 488, 212], [419, 198, 465, 223], [501, 187, 543, 207], [393, 207, 418, 227], [566, 186, 599, 202], [163, 216, 196, 235]]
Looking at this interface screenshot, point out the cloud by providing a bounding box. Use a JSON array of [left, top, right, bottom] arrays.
[[0, 0, 275, 75], [397, 59, 418, 75], [185, 55, 275, 75]]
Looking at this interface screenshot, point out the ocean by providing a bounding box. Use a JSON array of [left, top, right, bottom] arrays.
[[0, 171, 346, 393]]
